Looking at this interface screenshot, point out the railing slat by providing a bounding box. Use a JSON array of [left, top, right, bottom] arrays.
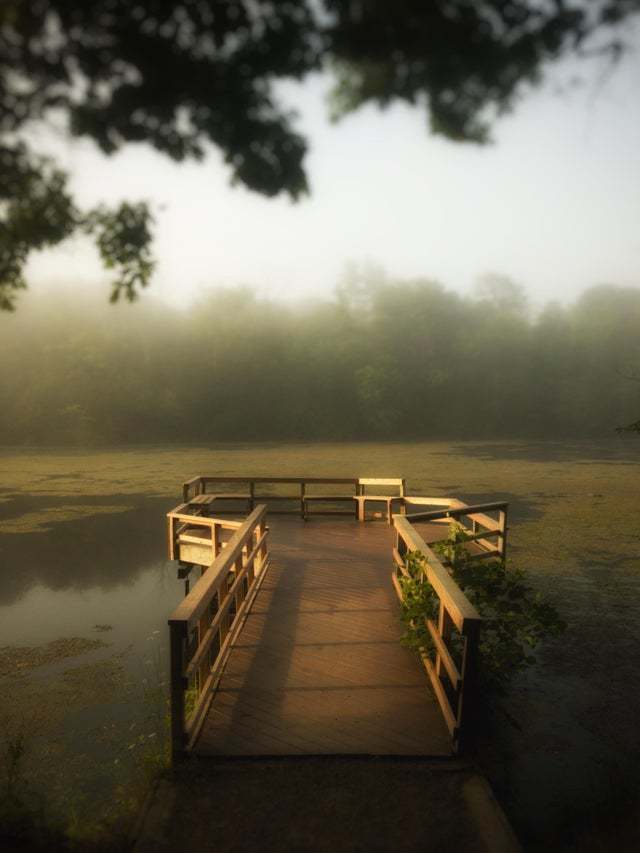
[[184, 531, 268, 678], [427, 618, 461, 691]]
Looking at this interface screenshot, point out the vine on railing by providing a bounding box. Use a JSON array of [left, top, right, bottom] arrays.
[[400, 523, 566, 695]]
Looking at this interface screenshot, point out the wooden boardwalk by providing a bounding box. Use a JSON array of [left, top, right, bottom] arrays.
[[195, 518, 451, 756], [136, 486, 520, 851]]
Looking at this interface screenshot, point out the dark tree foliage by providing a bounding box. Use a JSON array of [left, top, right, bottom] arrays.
[[1, 1, 639, 308]]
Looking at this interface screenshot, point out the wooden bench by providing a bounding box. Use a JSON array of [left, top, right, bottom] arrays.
[[354, 478, 406, 524]]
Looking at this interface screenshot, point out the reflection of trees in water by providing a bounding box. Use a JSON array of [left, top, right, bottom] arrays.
[[0, 496, 172, 606]]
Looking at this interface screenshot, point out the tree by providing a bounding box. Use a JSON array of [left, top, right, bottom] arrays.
[[1, 0, 638, 309]]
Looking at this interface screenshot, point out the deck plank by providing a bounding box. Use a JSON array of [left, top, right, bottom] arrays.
[[195, 518, 452, 756]]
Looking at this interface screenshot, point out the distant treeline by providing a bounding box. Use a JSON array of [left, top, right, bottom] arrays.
[[2, 274, 640, 444]]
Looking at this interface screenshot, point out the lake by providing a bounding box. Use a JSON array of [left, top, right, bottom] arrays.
[[1, 440, 639, 848]]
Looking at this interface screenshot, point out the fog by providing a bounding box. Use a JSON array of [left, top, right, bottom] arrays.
[[3, 271, 639, 445]]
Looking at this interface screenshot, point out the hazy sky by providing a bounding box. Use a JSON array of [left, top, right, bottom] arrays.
[[24, 42, 640, 311]]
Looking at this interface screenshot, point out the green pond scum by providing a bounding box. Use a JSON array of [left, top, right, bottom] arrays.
[[0, 441, 638, 849]]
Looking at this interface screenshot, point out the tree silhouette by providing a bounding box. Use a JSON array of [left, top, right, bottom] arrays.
[[1, 0, 638, 308]]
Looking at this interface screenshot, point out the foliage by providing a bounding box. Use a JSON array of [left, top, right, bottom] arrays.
[[399, 522, 566, 694], [2, 1, 639, 307], [2, 276, 640, 444], [0, 145, 155, 311]]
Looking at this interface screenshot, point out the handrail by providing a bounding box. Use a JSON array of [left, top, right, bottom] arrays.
[[392, 513, 482, 753], [406, 500, 508, 522], [168, 505, 269, 760], [406, 498, 508, 560]]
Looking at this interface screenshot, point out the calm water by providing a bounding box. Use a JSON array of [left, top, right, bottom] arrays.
[[1, 441, 639, 848], [0, 493, 187, 825]]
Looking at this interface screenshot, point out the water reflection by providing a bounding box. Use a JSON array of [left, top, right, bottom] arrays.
[[0, 494, 174, 606], [0, 495, 186, 827]]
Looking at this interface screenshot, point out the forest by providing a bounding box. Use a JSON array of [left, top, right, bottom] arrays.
[[1, 273, 639, 445]]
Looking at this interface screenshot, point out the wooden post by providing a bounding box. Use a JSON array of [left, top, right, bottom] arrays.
[[169, 621, 187, 762], [498, 508, 507, 560], [248, 533, 256, 585], [213, 523, 220, 559], [300, 482, 306, 519], [168, 515, 175, 561], [236, 552, 245, 609], [258, 519, 267, 573], [456, 618, 481, 754], [249, 481, 255, 511]]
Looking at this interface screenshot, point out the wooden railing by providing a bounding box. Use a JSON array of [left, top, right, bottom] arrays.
[[168, 505, 269, 760], [182, 475, 360, 518], [406, 498, 508, 560], [167, 504, 242, 566], [167, 503, 243, 565], [392, 513, 482, 753]]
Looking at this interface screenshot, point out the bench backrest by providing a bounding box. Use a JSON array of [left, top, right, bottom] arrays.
[[357, 478, 406, 496]]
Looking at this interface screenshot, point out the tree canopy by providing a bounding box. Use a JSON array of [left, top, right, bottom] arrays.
[[1, 0, 639, 308], [3, 276, 640, 444]]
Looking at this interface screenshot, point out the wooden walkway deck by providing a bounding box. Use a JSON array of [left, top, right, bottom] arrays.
[[194, 518, 451, 756], [136, 487, 520, 851]]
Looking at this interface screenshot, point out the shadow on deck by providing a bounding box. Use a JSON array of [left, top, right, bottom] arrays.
[[196, 518, 451, 757]]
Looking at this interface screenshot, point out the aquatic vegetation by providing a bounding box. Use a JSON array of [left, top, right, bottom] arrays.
[[0, 637, 109, 678], [1, 503, 132, 534], [400, 523, 566, 693]]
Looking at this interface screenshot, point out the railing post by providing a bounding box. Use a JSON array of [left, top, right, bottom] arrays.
[[498, 508, 508, 560], [168, 514, 175, 561], [169, 620, 187, 762], [456, 618, 481, 754], [213, 522, 220, 559], [258, 519, 267, 572]]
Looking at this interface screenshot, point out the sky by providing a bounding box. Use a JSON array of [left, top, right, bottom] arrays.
[[23, 38, 640, 313]]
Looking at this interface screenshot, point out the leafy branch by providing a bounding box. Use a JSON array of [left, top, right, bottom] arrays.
[[0, 144, 154, 311], [399, 522, 566, 695]]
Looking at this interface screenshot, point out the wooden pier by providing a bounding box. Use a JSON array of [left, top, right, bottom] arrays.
[[133, 478, 519, 852], [166, 477, 508, 759]]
